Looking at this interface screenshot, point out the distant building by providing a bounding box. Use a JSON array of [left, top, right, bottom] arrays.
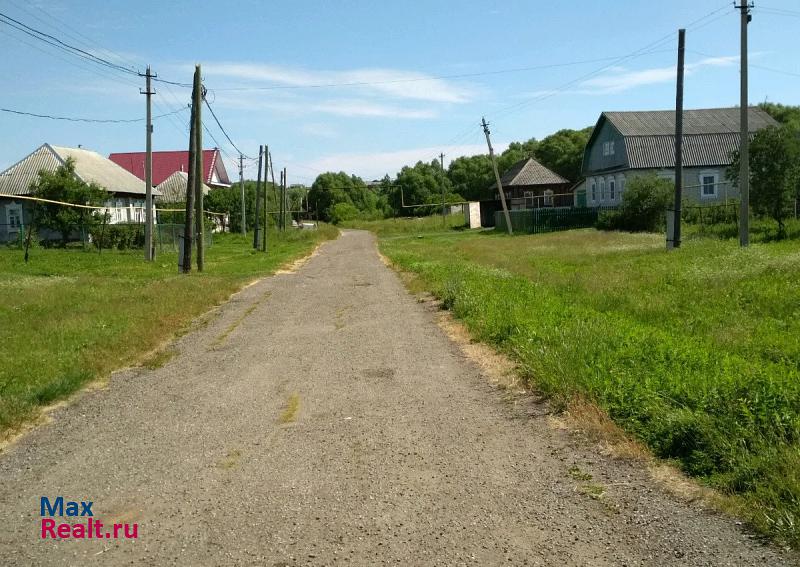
[[155, 171, 211, 203], [577, 106, 778, 207], [109, 148, 232, 189], [0, 143, 157, 241], [494, 157, 573, 209]]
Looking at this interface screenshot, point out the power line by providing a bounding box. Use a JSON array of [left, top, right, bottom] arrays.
[[202, 97, 253, 159], [0, 105, 187, 123]]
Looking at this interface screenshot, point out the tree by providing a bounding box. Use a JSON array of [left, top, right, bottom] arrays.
[[533, 127, 592, 182], [729, 125, 800, 237], [759, 102, 800, 131], [31, 158, 108, 245], [388, 159, 456, 216], [597, 175, 673, 232], [447, 155, 493, 201], [308, 172, 381, 222]]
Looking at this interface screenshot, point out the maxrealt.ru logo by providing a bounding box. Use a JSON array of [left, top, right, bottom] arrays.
[[40, 497, 138, 540]]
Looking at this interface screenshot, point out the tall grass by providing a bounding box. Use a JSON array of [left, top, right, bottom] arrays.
[[340, 214, 468, 237], [0, 226, 337, 434], [380, 228, 800, 545]]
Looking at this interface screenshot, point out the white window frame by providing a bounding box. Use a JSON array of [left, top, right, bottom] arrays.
[[523, 190, 534, 208], [608, 140, 615, 155], [543, 189, 554, 207], [602, 141, 609, 156], [6, 203, 22, 233], [608, 177, 616, 201], [699, 171, 719, 199], [599, 178, 606, 202]]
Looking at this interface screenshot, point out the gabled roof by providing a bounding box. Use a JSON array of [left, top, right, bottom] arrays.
[[0, 144, 154, 197], [584, 106, 779, 171], [602, 106, 776, 136], [500, 157, 569, 187], [108, 149, 231, 187], [155, 171, 210, 203]]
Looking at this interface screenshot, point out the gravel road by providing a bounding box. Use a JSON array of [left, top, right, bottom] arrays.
[[0, 230, 794, 566]]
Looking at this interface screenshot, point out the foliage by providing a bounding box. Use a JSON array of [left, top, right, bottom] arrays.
[[532, 127, 593, 182], [30, 158, 108, 245], [387, 159, 456, 216], [760, 102, 800, 131], [89, 223, 144, 250], [0, 226, 338, 434], [729, 125, 800, 238], [329, 202, 361, 224], [447, 155, 494, 201], [340, 213, 467, 236], [380, 228, 800, 546], [308, 172, 384, 222], [596, 174, 673, 232]]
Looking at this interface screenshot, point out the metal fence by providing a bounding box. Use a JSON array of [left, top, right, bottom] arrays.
[[495, 207, 616, 234]]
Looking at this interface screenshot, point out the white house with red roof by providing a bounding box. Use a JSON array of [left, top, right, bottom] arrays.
[[108, 148, 232, 190]]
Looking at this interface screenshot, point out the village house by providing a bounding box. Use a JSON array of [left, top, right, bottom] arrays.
[[576, 106, 778, 208], [109, 148, 232, 190], [0, 143, 156, 242], [154, 171, 211, 203]]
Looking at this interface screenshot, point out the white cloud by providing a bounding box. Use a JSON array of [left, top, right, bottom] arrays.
[[305, 143, 509, 181], [202, 62, 474, 104], [581, 55, 739, 94]]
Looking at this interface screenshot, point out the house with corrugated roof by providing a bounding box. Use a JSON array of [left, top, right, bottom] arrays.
[[495, 157, 573, 209], [155, 171, 211, 203], [0, 143, 158, 241], [578, 106, 778, 208], [109, 148, 231, 189]]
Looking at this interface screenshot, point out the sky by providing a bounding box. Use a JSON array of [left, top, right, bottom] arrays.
[[1, 0, 799, 185]]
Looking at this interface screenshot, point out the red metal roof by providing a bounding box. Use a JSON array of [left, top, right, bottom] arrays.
[[108, 149, 230, 187]]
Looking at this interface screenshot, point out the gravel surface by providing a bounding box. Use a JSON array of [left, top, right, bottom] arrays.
[[0, 230, 795, 566]]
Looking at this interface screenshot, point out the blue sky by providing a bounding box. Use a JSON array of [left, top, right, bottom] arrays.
[[1, 0, 799, 184]]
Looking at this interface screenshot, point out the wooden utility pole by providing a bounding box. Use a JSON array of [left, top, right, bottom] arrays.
[[140, 65, 156, 261], [182, 67, 198, 273], [482, 117, 512, 235], [737, 2, 753, 247], [239, 153, 246, 235], [670, 29, 686, 250], [253, 145, 263, 249], [440, 152, 446, 227], [283, 167, 288, 231], [194, 69, 205, 272], [262, 145, 269, 252]]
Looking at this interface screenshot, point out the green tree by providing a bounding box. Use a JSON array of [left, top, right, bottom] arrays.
[[759, 102, 800, 131], [388, 159, 455, 216], [31, 158, 108, 245], [308, 172, 380, 222], [533, 127, 592, 181], [729, 125, 800, 237], [597, 175, 673, 232], [447, 155, 493, 201]]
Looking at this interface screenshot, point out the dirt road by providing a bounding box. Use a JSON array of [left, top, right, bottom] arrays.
[[0, 230, 792, 565]]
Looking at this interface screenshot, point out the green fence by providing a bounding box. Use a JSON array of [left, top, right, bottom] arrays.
[[495, 207, 607, 234]]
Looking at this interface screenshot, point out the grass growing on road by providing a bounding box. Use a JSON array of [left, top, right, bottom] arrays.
[[0, 227, 336, 436], [377, 226, 800, 545]]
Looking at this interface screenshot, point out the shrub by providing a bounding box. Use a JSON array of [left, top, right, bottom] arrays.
[[329, 202, 361, 224], [89, 223, 145, 250], [597, 174, 673, 232]]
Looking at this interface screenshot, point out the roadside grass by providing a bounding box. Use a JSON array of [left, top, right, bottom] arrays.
[[340, 214, 468, 237], [376, 224, 800, 546], [0, 226, 337, 436]]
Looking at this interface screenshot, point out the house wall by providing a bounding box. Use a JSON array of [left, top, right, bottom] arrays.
[[584, 121, 627, 173], [583, 166, 738, 208]]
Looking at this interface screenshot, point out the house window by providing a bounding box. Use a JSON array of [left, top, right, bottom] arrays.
[[608, 140, 615, 155], [6, 204, 22, 232], [609, 178, 616, 201], [700, 172, 718, 199], [599, 178, 606, 201], [523, 191, 534, 208], [543, 189, 554, 207], [590, 179, 597, 202]]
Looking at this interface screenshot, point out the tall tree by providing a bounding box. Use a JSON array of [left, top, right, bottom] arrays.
[[533, 127, 592, 182]]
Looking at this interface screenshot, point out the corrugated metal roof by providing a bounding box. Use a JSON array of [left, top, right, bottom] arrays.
[[0, 144, 157, 197], [603, 106, 777, 136], [155, 171, 210, 203], [109, 149, 231, 187], [624, 133, 745, 169], [500, 157, 569, 187]]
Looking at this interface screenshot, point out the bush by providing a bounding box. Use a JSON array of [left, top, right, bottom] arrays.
[[329, 202, 361, 224], [597, 175, 673, 232], [89, 223, 145, 250]]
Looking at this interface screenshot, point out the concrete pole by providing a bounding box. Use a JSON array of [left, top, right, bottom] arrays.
[[670, 29, 686, 250], [738, 3, 752, 247], [482, 117, 513, 235]]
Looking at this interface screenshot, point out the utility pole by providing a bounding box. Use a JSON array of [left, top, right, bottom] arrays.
[[737, 2, 753, 247], [482, 117, 512, 235], [253, 145, 263, 249], [140, 65, 156, 261], [283, 167, 288, 231], [195, 70, 205, 272], [269, 150, 277, 230], [182, 67, 199, 273], [440, 152, 446, 227], [261, 144, 269, 252], [239, 153, 246, 235], [670, 29, 686, 250]]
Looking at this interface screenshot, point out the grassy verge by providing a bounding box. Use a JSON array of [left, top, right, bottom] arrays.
[[375, 223, 800, 545], [340, 214, 467, 237], [0, 226, 337, 435]]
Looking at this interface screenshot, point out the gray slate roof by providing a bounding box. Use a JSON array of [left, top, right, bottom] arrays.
[[155, 171, 210, 203], [0, 144, 155, 197], [500, 157, 569, 187], [598, 107, 778, 170]]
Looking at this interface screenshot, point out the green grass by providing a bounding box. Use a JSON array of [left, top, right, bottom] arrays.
[[340, 214, 468, 237], [0, 226, 337, 435], [374, 222, 800, 545]]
